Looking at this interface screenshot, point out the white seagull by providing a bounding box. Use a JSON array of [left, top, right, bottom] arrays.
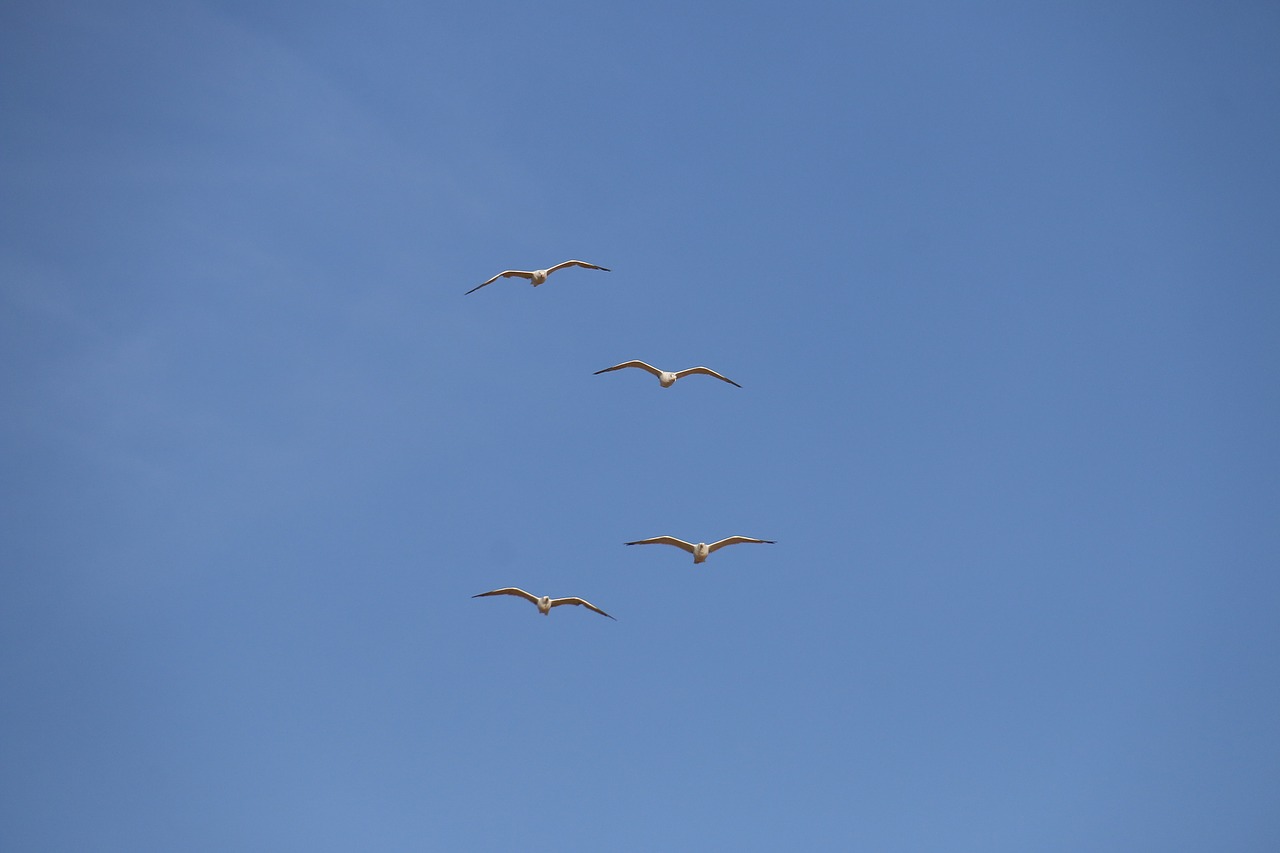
[[594, 360, 741, 388], [471, 587, 616, 620], [466, 260, 611, 294], [624, 536, 775, 564]]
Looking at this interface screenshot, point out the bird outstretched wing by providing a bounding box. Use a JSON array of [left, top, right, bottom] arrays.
[[673, 366, 742, 388], [466, 269, 534, 294], [546, 260, 611, 274], [472, 587, 540, 604], [706, 536, 775, 554], [550, 597, 616, 620], [625, 536, 697, 554], [594, 360, 663, 377]]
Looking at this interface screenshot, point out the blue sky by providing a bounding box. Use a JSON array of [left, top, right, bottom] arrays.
[[2, 1, 1278, 850]]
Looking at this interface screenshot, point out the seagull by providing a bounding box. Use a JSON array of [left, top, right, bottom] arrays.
[[624, 536, 775, 564], [471, 587, 616, 620], [594, 360, 741, 388], [466, 260, 611, 294]]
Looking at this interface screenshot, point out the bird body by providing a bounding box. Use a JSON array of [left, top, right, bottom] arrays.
[[594, 360, 741, 388], [466, 260, 610, 294], [472, 587, 615, 620], [624, 535, 775, 564]]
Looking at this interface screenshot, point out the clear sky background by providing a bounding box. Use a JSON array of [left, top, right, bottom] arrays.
[[3, 2, 1278, 850]]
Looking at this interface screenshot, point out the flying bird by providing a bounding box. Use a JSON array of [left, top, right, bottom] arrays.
[[466, 260, 611, 294], [471, 587, 616, 620], [624, 536, 775, 564], [594, 360, 741, 388]]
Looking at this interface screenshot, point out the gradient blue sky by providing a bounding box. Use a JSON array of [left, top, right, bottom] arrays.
[[3, 2, 1279, 850]]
